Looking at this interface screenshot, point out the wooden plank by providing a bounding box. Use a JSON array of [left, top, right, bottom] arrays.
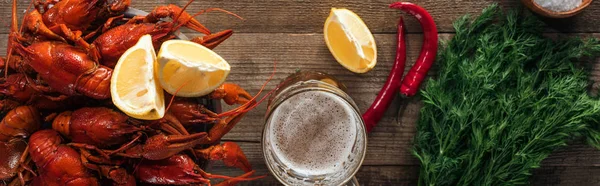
[[208, 164, 420, 186], [531, 166, 600, 186], [3, 32, 600, 166], [204, 142, 600, 186], [2, 0, 600, 34], [3, 29, 600, 184], [204, 141, 418, 185], [208, 163, 600, 185]]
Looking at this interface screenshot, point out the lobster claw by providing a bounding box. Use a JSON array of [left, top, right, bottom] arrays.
[[191, 29, 233, 50], [100, 166, 136, 186], [108, 0, 131, 14], [200, 102, 253, 145], [195, 142, 252, 172], [144, 4, 211, 35], [115, 132, 208, 160], [210, 83, 253, 105], [23, 10, 65, 42], [135, 154, 211, 185]]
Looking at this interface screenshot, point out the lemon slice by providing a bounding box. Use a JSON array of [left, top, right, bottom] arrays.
[[324, 8, 377, 73], [111, 35, 165, 120], [156, 40, 230, 97]]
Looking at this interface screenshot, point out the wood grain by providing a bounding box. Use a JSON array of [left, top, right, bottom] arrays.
[[1, 0, 600, 34], [201, 142, 600, 186], [2, 1, 600, 184]]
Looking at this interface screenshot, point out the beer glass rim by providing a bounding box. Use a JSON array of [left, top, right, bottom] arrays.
[[262, 73, 367, 186]]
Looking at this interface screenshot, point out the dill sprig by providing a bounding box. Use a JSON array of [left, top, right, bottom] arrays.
[[413, 4, 600, 186]]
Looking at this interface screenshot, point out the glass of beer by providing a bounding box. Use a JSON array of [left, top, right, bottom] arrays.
[[262, 71, 367, 186]]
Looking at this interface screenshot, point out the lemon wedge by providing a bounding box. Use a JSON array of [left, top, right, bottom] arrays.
[[156, 40, 230, 97], [324, 8, 377, 73], [111, 35, 165, 120]]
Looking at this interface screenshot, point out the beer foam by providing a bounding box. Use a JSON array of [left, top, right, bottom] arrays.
[[268, 91, 357, 176]]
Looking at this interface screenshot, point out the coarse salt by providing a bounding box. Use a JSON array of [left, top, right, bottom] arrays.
[[534, 0, 582, 12]]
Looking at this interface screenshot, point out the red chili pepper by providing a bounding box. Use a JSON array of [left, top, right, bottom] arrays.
[[390, 2, 438, 97], [363, 2, 438, 132], [362, 18, 406, 133]]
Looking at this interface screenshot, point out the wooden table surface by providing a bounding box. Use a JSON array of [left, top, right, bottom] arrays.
[[2, 0, 600, 185]]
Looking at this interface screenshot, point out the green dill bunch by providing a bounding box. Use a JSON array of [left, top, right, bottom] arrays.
[[413, 4, 600, 186]]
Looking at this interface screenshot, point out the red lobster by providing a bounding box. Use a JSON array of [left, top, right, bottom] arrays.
[[0, 106, 41, 185], [23, 0, 131, 43], [9, 0, 236, 99], [135, 154, 264, 185], [110, 83, 259, 162], [12, 41, 113, 99], [88, 2, 237, 68], [28, 130, 99, 186]]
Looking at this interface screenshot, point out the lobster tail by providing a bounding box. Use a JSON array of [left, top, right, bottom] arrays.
[[75, 66, 112, 100], [0, 106, 41, 142], [52, 111, 73, 137]]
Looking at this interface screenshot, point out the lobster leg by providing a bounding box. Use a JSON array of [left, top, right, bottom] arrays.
[[14, 145, 37, 186], [195, 142, 252, 172], [156, 112, 190, 135], [68, 143, 111, 159], [83, 15, 126, 41], [190, 29, 233, 50], [2, 55, 34, 74], [79, 150, 135, 186], [80, 149, 108, 170], [56, 24, 91, 49], [10, 170, 33, 186], [0, 99, 20, 113]]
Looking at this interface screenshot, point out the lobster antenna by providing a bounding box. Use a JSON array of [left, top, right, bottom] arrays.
[[6, 0, 34, 78], [172, 8, 244, 34], [164, 80, 193, 114], [6, 0, 18, 78], [190, 8, 244, 21], [132, 158, 144, 175], [217, 61, 277, 117], [170, 0, 195, 34], [21, 1, 34, 34], [234, 62, 282, 114], [171, 8, 209, 32]]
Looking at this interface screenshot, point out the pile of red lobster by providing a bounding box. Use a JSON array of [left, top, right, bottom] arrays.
[[0, 0, 265, 185]]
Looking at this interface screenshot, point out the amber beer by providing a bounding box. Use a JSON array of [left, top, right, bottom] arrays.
[[263, 72, 366, 186]]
